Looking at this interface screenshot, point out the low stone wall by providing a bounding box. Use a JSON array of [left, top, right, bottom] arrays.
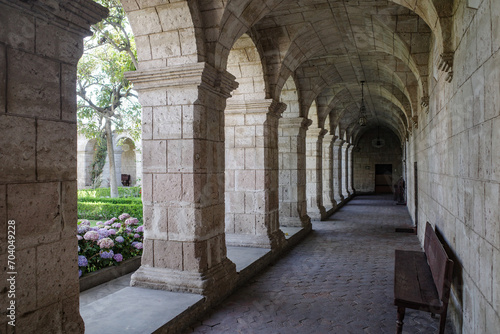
[[79, 256, 141, 292]]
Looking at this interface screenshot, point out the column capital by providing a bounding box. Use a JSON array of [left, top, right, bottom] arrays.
[[323, 133, 336, 143], [307, 128, 328, 138], [279, 116, 312, 130], [126, 62, 238, 99], [333, 138, 344, 147]]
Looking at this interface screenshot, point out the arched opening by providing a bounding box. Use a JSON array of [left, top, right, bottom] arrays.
[[353, 127, 402, 194], [118, 137, 137, 186]]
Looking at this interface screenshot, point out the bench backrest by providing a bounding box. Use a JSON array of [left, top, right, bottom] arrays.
[[424, 222, 454, 303]]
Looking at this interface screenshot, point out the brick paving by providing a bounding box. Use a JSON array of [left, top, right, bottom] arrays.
[[185, 194, 454, 334]]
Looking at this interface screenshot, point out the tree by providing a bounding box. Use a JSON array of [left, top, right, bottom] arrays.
[[77, 0, 140, 197]]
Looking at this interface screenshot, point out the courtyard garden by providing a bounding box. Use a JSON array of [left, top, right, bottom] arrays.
[[77, 186, 143, 277]]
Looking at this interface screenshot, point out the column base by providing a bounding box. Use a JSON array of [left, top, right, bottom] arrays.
[[226, 230, 286, 250], [130, 258, 237, 296], [307, 205, 325, 221], [280, 215, 311, 228]]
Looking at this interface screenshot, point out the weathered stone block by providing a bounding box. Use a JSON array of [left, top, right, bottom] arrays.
[[37, 121, 77, 181], [183, 240, 209, 272], [61, 181, 77, 232], [14, 247, 37, 314], [0, 6, 35, 51], [0, 115, 36, 183], [62, 295, 84, 333], [127, 8, 162, 36], [37, 238, 78, 307], [234, 214, 255, 234], [142, 140, 167, 173], [150, 31, 181, 59], [154, 173, 182, 202], [142, 204, 168, 240], [16, 301, 63, 333], [61, 64, 77, 122], [36, 20, 83, 64], [235, 170, 256, 191], [7, 182, 61, 247], [153, 239, 182, 270], [167, 207, 197, 241], [7, 49, 60, 119], [0, 43, 5, 114]]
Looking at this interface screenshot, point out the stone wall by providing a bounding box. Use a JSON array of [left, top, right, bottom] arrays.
[[0, 0, 106, 332], [405, 1, 500, 332], [353, 128, 402, 194]]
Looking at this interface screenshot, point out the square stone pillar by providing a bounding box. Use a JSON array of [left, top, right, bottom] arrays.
[[342, 142, 351, 199], [348, 145, 355, 195], [278, 117, 312, 229], [322, 134, 337, 214], [126, 63, 238, 296], [306, 128, 328, 220], [333, 139, 345, 204], [224, 100, 286, 250], [0, 1, 107, 333]]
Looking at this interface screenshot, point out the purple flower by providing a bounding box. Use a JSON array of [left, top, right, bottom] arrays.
[[80, 220, 91, 226], [113, 253, 123, 262], [77, 235, 83, 240], [99, 250, 114, 259], [96, 221, 104, 226], [97, 237, 114, 249], [115, 236, 125, 243], [77, 225, 89, 234], [78, 255, 88, 267], [90, 226, 99, 231], [97, 228, 109, 239], [112, 223, 122, 229], [132, 242, 143, 250], [83, 231, 99, 241], [119, 213, 130, 221], [110, 217, 118, 222], [79, 269, 82, 278], [125, 227, 132, 234], [134, 234, 140, 239], [78, 245, 80, 252], [107, 229, 116, 235], [125, 217, 139, 226], [104, 220, 113, 226], [135, 225, 144, 233]]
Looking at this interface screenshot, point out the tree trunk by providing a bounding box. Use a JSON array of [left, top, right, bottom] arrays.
[[105, 119, 119, 198]]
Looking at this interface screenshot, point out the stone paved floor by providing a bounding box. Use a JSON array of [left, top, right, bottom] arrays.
[[185, 194, 454, 334]]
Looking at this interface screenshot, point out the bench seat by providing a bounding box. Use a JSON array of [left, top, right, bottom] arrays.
[[394, 250, 442, 311]]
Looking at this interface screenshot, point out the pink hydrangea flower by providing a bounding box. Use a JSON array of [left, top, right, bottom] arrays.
[[83, 231, 99, 241], [125, 217, 139, 226], [135, 225, 144, 233], [107, 229, 116, 235], [80, 220, 91, 226], [97, 237, 115, 249], [77, 235, 83, 240], [119, 213, 130, 221], [112, 223, 122, 229]]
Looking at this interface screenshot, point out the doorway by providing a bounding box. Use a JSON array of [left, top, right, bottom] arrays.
[[375, 164, 393, 193]]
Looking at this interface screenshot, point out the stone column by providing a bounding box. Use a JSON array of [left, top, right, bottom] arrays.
[[126, 63, 238, 296], [278, 117, 312, 229], [342, 142, 351, 199], [322, 134, 336, 215], [348, 145, 355, 195], [332, 139, 345, 204], [306, 128, 327, 220], [0, 1, 107, 333], [224, 100, 286, 250]]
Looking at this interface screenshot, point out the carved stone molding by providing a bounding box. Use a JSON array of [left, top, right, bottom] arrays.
[[438, 53, 454, 83], [421, 96, 429, 113], [412, 116, 418, 129], [126, 62, 238, 99]]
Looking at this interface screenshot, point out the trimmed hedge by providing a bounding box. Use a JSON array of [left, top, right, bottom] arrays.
[[78, 197, 142, 205], [78, 201, 143, 222], [78, 186, 141, 198]]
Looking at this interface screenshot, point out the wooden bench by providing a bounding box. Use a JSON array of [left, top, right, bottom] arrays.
[[394, 222, 453, 334]]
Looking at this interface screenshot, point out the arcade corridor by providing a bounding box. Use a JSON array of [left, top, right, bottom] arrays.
[[185, 195, 454, 333]]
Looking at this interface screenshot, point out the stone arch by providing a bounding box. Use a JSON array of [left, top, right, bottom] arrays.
[[224, 33, 285, 248], [118, 137, 137, 186], [122, 0, 204, 70]]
